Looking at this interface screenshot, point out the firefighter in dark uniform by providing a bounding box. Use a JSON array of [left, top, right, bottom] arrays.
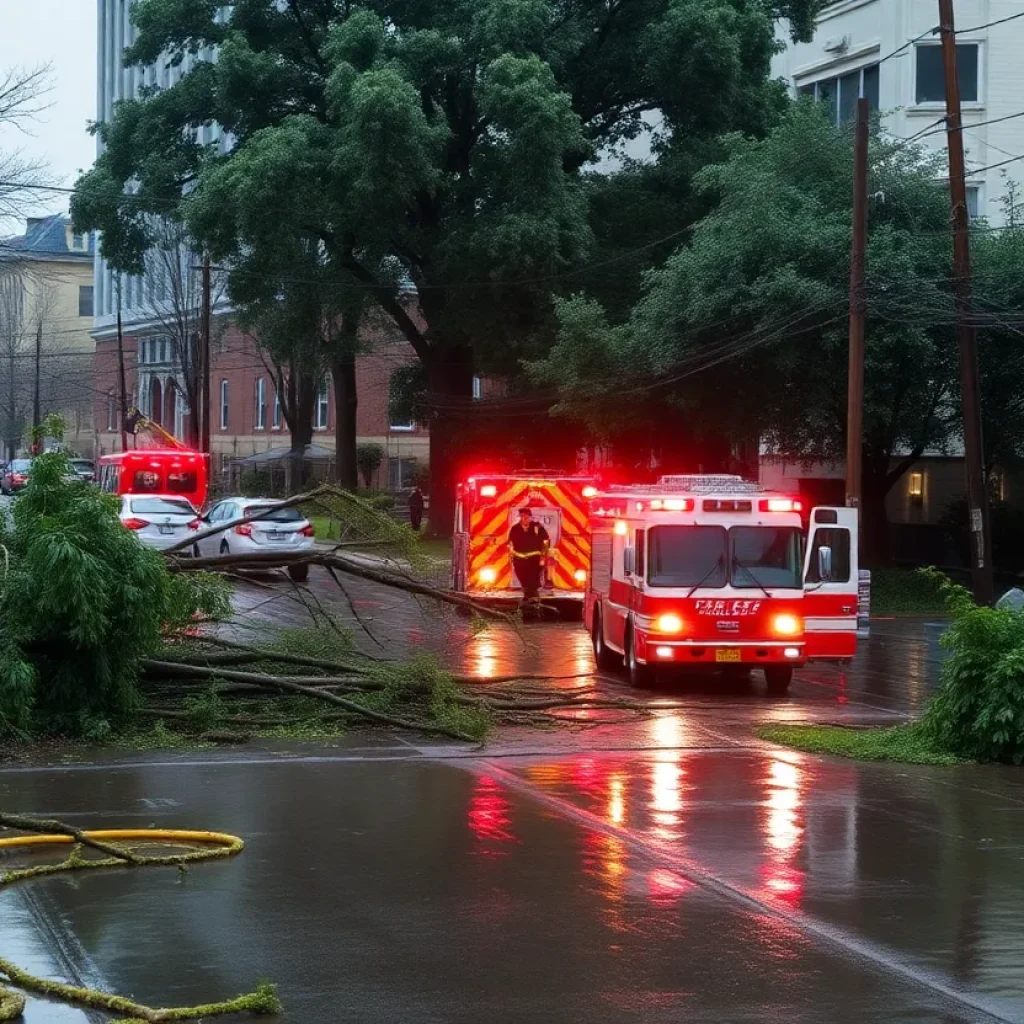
[[508, 507, 550, 603]]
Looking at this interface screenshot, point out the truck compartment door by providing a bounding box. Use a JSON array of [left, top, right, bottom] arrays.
[[803, 507, 859, 659]]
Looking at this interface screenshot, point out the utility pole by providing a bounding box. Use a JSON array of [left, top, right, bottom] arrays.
[[31, 320, 42, 432], [939, 0, 993, 604], [116, 276, 129, 453], [200, 257, 211, 454], [845, 97, 869, 518]]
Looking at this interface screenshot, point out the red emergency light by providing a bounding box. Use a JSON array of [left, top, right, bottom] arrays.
[[760, 498, 803, 513], [649, 498, 695, 512], [480, 484, 497, 497]]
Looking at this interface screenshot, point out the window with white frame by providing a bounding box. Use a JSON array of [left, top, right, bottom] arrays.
[[220, 380, 229, 431], [797, 64, 879, 125], [966, 185, 981, 221], [915, 43, 978, 104], [255, 377, 266, 430], [107, 392, 117, 432], [272, 391, 281, 429], [472, 375, 482, 400], [314, 381, 329, 430]]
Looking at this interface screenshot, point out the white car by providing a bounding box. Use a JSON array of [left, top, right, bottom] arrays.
[[194, 497, 316, 581], [120, 494, 201, 550]]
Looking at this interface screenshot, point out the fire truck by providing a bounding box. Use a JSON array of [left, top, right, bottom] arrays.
[[585, 475, 860, 692], [452, 472, 597, 610]]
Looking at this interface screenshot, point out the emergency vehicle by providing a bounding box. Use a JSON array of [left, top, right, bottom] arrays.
[[452, 472, 597, 609], [586, 475, 860, 692]]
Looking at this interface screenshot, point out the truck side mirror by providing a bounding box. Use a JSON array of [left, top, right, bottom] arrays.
[[817, 545, 833, 583], [623, 547, 634, 576]]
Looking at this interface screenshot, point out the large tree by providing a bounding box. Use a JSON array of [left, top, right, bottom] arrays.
[[71, 0, 825, 532], [535, 104, 1024, 559]]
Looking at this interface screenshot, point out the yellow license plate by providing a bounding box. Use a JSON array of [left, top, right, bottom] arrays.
[[715, 649, 742, 663]]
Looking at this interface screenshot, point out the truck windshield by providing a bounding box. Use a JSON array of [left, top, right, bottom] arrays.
[[730, 526, 803, 590], [647, 525, 802, 589], [648, 526, 727, 587]]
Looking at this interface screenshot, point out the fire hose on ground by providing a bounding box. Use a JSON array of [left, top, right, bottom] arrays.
[[0, 818, 280, 1022]]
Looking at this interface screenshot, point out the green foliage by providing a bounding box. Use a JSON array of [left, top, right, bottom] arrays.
[[0, 448, 227, 738], [869, 567, 948, 616], [239, 469, 273, 497], [356, 443, 385, 488], [757, 723, 961, 766], [920, 570, 1024, 764]]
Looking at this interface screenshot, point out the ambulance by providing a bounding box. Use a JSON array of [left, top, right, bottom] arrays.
[[585, 475, 860, 692], [452, 472, 597, 611]]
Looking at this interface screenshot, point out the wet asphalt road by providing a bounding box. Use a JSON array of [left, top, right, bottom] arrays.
[[2, 568, 1023, 1022]]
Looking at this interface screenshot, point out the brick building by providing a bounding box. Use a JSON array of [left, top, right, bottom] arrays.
[[93, 320, 430, 490]]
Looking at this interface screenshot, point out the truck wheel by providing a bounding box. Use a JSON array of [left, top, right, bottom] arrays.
[[287, 564, 310, 583], [764, 665, 793, 696], [592, 608, 620, 671], [625, 625, 654, 688]]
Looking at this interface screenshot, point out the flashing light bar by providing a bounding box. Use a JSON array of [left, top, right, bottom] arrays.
[[760, 498, 803, 513], [479, 484, 497, 497], [582, 486, 598, 498], [703, 499, 752, 513], [648, 498, 695, 512]]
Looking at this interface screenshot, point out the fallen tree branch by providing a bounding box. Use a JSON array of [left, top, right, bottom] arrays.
[[0, 812, 142, 866]]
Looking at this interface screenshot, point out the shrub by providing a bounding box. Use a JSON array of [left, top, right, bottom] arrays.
[[356, 443, 385, 488], [920, 569, 1024, 764], [239, 469, 273, 497], [0, 445, 228, 738]]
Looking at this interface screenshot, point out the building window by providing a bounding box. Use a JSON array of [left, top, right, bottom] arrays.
[[908, 471, 924, 503], [78, 285, 94, 317], [389, 458, 418, 490], [916, 44, 978, 104], [255, 377, 266, 430], [314, 381, 329, 431], [272, 391, 281, 430], [70, 232, 88, 252], [797, 64, 879, 125], [966, 185, 981, 221], [220, 380, 229, 431], [472, 375, 482, 400]]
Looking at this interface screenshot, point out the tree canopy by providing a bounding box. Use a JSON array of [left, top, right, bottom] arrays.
[[71, 0, 827, 530], [533, 103, 1024, 556]]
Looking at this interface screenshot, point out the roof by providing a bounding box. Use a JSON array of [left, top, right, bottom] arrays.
[[2, 215, 95, 261]]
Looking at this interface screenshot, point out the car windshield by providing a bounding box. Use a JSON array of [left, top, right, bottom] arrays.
[[648, 526, 727, 587], [246, 505, 303, 523], [130, 497, 196, 516], [71, 460, 94, 473], [10, 460, 31, 472], [729, 526, 803, 589]]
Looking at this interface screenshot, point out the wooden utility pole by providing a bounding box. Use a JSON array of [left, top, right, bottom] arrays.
[[31, 320, 42, 431], [116, 277, 129, 452], [200, 257, 212, 454], [938, 0, 993, 604], [845, 97, 869, 515]]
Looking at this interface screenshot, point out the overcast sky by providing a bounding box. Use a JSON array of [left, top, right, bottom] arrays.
[[0, 0, 97, 226]]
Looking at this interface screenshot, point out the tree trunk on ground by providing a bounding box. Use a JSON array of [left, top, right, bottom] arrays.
[[426, 343, 475, 537], [332, 352, 357, 491]]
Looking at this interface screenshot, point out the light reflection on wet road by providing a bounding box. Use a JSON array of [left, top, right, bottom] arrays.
[[3, 571, 1022, 1022]]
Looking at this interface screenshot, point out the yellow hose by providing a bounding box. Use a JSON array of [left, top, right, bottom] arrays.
[[0, 829, 241, 852]]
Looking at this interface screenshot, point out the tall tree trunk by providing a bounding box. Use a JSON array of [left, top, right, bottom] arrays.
[[426, 343, 474, 537], [285, 371, 316, 494], [862, 463, 890, 566], [332, 352, 358, 491]]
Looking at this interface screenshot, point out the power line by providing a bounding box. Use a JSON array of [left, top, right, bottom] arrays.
[[956, 10, 1024, 34]]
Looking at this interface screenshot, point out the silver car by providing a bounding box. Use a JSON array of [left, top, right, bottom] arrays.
[[194, 497, 316, 581], [120, 494, 200, 550]]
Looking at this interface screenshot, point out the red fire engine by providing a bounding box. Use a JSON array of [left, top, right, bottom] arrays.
[[452, 472, 597, 609], [585, 475, 860, 692]]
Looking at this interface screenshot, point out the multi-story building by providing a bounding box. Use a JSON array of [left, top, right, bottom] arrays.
[[771, 0, 1024, 224], [91, 0, 432, 487], [1, 215, 95, 456]]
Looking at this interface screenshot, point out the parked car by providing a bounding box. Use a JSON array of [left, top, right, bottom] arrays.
[[69, 458, 96, 483], [1, 459, 33, 496], [120, 494, 201, 551], [194, 497, 315, 581]]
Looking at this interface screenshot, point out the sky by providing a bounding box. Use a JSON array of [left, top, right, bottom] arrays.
[[0, 0, 97, 227]]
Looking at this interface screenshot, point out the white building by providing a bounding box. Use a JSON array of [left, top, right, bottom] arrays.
[[771, 0, 1024, 225]]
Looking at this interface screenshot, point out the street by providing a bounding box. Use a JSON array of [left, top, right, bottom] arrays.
[[2, 568, 1022, 1023]]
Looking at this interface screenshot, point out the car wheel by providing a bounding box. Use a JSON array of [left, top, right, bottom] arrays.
[[287, 564, 309, 583], [625, 623, 654, 688], [592, 607, 621, 671], [764, 665, 793, 696]]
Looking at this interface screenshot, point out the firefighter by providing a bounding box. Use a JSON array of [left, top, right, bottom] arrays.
[[509, 507, 549, 603], [408, 487, 425, 532]]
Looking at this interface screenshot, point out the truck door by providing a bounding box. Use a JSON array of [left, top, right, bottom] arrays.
[[803, 507, 859, 659]]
